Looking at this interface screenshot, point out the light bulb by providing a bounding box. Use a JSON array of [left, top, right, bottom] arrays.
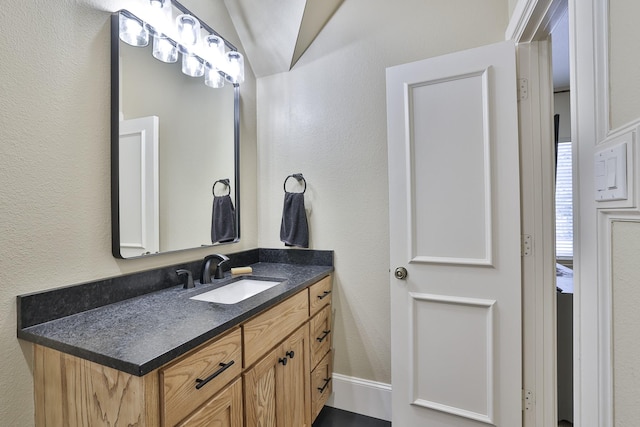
[[153, 34, 178, 63], [225, 51, 244, 84], [182, 54, 204, 77], [176, 14, 201, 54], [119, 12, 149, 47], [205, 67, 225, 88], [146, 0, 173, 36], [204, 35, 225, 67]]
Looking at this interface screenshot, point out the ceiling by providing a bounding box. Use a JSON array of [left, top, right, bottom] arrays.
[[222, 0, 570, 88], [551, 8, 570, 91], [223, 0, 344, 78]]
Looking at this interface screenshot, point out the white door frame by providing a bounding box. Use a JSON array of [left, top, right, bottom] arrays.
[[508, 0, 606, 426]]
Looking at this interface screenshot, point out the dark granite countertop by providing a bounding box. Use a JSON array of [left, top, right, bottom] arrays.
[[17, 249, 333, 376]]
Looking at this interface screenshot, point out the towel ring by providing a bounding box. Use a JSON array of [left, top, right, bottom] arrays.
[[283, 173, 306, 193], [212, 179, 231, 196]]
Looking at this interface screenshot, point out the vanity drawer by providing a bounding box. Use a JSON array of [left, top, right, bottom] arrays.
[[160, 328, 242, 427], [176, 378, 243, 427], [309, 275, 332, 316], [310, 304, 332, 369], [311, 350, 333, 422], [243, 290, 309, 367]]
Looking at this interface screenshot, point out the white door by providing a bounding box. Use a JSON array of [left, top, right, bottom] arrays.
[[118, 116, 160, 258], [386, 41, 522, 426]]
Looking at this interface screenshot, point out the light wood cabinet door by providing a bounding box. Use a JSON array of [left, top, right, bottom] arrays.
[[177, 378, 243, 427], [244, 346, 279, 427], [278, 325, 311, 427], [244, 325, 311, 427]]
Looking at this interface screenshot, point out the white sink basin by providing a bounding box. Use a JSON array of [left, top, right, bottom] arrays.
[[190, 278, 282, 304]]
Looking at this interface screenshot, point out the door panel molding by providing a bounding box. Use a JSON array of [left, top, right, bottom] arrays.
[[405, 68, 494, 266], [408, 293, 496, 424]]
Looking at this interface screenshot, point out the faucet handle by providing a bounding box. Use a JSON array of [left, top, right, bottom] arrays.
[[176, 269, 195, 289]]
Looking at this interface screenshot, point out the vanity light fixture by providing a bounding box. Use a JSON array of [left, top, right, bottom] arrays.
[[117, 0, 245, 88]]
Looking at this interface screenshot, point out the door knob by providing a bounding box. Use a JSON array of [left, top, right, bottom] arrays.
[[394, 267, 408, 280]]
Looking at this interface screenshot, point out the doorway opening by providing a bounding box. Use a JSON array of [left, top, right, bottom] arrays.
[[551, 6, 574, 426]]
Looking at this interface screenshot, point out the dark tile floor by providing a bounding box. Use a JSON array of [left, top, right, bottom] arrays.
[[313, 406, 391, 427]]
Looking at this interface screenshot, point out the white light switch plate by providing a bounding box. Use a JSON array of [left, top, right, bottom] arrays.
[[595, 142, 627, 201]]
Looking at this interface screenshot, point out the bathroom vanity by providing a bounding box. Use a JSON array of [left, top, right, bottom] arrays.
[[18, 249, 333, 427]]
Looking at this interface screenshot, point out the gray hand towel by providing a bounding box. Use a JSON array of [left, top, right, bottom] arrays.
[[211, 195, 236, 244], [280, 192, 309, 248]]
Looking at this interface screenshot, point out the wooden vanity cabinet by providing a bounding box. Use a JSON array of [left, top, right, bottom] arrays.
[[32, 274, 333, 427]]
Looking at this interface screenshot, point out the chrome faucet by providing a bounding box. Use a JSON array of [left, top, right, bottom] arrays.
[[201, 254, 230, 283]]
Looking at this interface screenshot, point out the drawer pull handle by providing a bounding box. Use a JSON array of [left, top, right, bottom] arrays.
[[317, 377, 332, 393], [317, 290, 332, 300], [195, 360, 235, 390], [286, 350, 295, 359], [279, 357, 288, 366], [316, 330, 331, 342]]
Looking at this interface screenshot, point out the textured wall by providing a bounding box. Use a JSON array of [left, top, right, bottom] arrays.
[[256, 0, 509, 383], [0, 0, 257, 425], [609, 0, 640, 130], [612, 221, 640, 424]]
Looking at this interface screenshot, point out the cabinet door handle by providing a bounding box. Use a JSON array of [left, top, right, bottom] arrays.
[[317, 377, 332, 393], [286, 350, 295, 359], [316, 330, 331, 342], [195, 360, 235, 390], [279, 357, 288, 366], [317, 290, 332, 300]]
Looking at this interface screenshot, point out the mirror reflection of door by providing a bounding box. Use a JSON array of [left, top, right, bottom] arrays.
[[119, 116, 160, 258]]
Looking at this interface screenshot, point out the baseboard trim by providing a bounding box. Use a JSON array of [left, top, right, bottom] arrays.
[[325, 373, 392, 422]]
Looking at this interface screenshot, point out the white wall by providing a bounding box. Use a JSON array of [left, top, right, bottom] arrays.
[[607, 1, 640, 424], [256, 0, 509, 383], [608, 1, 640, 130], [554, 91, 571, 141], [612, 221, 640, 424], [0, 0, 257, 425], [508, 0, 519, 17]]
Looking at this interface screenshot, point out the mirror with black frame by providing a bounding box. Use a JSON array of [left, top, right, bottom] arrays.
[[111, 3, 241, 259]]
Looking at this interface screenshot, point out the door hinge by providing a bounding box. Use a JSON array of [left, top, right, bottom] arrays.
[[518, 78, 529, 101], [521, 234, 532, 257], [522, 389, 534, 411]]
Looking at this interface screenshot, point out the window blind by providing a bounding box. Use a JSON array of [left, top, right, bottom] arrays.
[[555, 141, 573, 258]]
